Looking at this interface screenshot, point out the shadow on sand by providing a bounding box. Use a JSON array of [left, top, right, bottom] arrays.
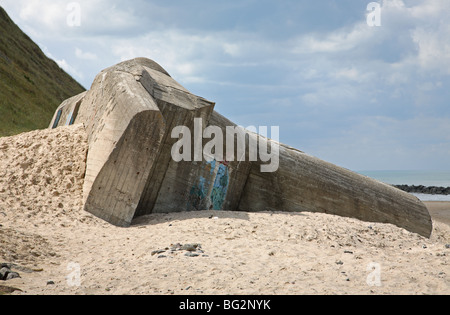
[[130, 210, 309, 227]]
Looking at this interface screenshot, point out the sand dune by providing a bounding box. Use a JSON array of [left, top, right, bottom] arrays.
[[0, 125, 448, 295]]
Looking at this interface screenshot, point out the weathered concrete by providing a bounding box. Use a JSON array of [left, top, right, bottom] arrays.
[[238, 139, 432, 238], [49, 57, 433, 237], [49, 92, 87, 129]]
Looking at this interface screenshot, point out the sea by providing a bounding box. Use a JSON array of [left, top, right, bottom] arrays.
[[357, 170, 450, 202]]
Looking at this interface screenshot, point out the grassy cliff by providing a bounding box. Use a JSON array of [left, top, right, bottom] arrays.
[[0, 7, 85, 137]]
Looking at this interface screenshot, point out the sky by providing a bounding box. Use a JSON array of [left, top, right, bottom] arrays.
[[1, 0, 449, 171]]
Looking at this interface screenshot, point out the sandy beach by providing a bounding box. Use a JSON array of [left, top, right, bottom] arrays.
[[1, 126, 449, 295], [424, 202, 450, 227]]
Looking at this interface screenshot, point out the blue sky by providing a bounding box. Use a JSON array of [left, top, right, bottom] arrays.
[[2, 0, 450, 171]]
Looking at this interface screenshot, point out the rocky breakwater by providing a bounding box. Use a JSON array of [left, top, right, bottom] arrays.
[[394, 185, 450, 195]]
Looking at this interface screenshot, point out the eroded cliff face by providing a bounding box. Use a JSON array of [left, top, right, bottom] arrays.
[[49, 57, 433, 237]]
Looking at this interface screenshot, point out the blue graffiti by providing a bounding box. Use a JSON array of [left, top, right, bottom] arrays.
[[210, 164, 229, 210], [188, 176, 207, 211], [188, 162, 230, 211]]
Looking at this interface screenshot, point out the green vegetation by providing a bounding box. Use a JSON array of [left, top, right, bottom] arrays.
[[0, 7, 85, 137]]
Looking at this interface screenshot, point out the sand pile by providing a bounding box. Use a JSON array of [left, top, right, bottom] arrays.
[[0, 125, 448, 295], [0, 125, 101, 268], [0, 124, 95, 226]]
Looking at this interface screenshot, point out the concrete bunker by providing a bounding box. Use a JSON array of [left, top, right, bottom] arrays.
[[49, 57, 433, 237]]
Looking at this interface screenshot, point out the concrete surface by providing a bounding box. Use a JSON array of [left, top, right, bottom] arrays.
[[49, 58, 433, 237]]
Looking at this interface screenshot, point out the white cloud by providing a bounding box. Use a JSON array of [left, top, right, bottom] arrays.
[[382, 0, 406, 9], [222, 43, 241, 57], [17, 0, 65, 28], [75, 48, 97, 60], [291, 25, 371, 54], [40, 45, 84, 80], [2, 0, 143, 37], [55, 58, 84, 80], [412, 26, 450, 75], [382, 0, 450, 75], [110, 31, 206, 80], [109, 29, 280, 86], [408, 0, 450, 19], [333, 68, 363, 82]]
